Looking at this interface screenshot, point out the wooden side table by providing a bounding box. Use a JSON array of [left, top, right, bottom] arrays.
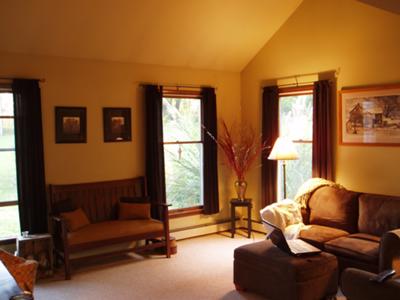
[[16, 234, 54, 278], [230, 199, 252, 238]]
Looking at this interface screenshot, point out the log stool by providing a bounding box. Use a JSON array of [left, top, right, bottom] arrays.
[[234, 240, 338, 300]]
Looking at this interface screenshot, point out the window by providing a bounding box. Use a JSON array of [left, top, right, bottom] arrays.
[[162, 96, 203, 211], [278, 87, 313, 199], [0, 92, 20, 238]]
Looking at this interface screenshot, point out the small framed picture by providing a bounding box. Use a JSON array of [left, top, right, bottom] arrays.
[[55, 106, 87, 143], [103, 107, 132, 142]]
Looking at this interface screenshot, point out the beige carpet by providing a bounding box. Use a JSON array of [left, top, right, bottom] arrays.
[[36, 231, 344, 300]]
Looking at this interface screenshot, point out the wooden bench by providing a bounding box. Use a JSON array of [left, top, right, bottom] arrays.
[[49, 177, 171, 279]]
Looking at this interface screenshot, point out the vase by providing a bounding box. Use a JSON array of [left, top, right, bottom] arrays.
[[234, 180, 248, 200]]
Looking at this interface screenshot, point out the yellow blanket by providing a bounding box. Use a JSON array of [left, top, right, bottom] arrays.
[[294, 177, 344, 208]]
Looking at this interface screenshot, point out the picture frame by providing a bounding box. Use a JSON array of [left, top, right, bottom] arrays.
[[55, 106, 87, 143], [339, 84, 400, 146], [103, 107, 132, 142]]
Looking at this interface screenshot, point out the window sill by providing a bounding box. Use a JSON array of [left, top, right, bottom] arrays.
[[169, 206, 204, 219], [0, 237, 16, 246]]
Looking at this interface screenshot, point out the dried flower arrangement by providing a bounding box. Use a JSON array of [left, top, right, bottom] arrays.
[[217, 121, 269, 179]]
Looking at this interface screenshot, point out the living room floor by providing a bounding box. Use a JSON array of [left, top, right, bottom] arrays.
[[36, 232, 345, 300]]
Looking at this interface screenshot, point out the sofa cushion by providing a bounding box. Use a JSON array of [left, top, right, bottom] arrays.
[[299, 225, 349, 249], [118, 202, 151, 220], [358, 193, 400, 236], [67, 219, 163, 246], [308, 186, 360, 233], [60, 208, 90, 232], [325, 234, 380, 263]]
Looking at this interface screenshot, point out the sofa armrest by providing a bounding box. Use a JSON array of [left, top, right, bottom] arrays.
[[341, 268, 400, 300], [380, 229, 400, 273]]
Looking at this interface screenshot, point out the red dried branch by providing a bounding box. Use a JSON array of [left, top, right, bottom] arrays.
[[203, 120, 269, 181]]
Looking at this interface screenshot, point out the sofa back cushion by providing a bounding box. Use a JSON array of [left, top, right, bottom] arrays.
[[308, 186, 360, 233], [358, 193, 400, 236], [49, 177, 146, 223]]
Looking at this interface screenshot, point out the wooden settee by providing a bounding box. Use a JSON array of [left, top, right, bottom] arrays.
[[49, 177, 171, 279]]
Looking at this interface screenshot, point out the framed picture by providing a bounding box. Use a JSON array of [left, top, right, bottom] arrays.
[[103, 107, 132, 142], [339, 84, 400, 146], [55, 106, 87, 143]]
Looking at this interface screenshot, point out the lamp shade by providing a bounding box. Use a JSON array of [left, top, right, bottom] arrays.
[[268, 137, 299, 161]]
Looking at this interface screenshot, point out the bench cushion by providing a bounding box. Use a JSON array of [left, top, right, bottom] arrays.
[[60, 208, 90, 232], [67, 220, 163, 246], [118, 202, 151, 220]]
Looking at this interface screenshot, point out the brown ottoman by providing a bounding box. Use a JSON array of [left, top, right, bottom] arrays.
[[234, 240, 338, 300]]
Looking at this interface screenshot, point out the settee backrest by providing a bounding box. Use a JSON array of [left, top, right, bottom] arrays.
[[49, 177, 146, 223], [358, 193, 400, 236], [307, 186, 360, 233]]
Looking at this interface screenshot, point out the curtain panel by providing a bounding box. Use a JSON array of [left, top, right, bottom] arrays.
[[261, 86, 279, 207], [12, 79, 47, 233], [312, 80, 333, 180], [201, 87, 219, 215], [144, 85, 166, 220]]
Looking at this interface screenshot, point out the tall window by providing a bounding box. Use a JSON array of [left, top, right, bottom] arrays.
[[162, 96, 203, 210], [0, 92, 20, 238], [278, 87, 313, 199]]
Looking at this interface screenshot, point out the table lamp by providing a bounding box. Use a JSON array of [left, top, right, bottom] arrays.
[[268, 136, 299, 199]]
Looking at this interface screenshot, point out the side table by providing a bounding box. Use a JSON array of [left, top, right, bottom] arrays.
[[16, 234, 53, 278], [230, 199, 252, 238]]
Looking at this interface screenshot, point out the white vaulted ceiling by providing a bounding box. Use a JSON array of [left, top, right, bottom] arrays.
[[0, 0, 303, 71]]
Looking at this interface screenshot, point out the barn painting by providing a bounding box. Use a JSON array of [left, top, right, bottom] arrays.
[[340, 86, 400, 145]]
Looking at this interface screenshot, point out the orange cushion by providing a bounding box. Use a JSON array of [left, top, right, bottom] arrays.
[[118, 202, 151, 220], [60, 208, 90, 231]]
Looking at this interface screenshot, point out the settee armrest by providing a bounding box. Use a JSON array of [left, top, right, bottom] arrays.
[[51, 215, 69, 250], [380, 229, 400, 273]]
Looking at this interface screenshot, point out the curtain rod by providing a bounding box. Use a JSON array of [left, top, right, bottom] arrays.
[[136, 81, 217, 90], [0, 77, 46, 82], [272, 68, 339, 82], [278, 81, 316, 88]]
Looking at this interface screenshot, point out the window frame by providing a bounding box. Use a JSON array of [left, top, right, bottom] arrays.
[[162, 88, 205, 217], [0, 90, 20, 241], [277, 85, 313, 199]]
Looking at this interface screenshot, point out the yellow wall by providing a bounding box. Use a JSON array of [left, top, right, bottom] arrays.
[[0, 52, 241, 229], [241, 0, 400, 215]]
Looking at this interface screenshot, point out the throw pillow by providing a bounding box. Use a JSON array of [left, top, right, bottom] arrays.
[[118, 202, 151, 220], [60, 208, 90, 232]]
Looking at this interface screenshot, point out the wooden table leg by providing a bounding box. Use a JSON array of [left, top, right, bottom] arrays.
[[231, 203, 235, 238], [247, 205, 252, 238]]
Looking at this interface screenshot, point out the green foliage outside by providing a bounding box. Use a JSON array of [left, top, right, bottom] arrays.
[[0, 206, 20, 238], [279, 95, 313, 199], [0, 135, 18, 202], [162, 98, 202, 209], [0, 94, 20, 237]]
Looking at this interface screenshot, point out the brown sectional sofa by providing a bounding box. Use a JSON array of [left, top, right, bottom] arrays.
[[299, 186, 400, 274]]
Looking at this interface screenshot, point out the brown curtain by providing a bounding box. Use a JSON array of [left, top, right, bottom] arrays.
[[144, 85, 166, 219], [202, 87, 219, 214], [312, 80, 333, 180], [261, 86, 279, 207], [12, 79, 47, 233]]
